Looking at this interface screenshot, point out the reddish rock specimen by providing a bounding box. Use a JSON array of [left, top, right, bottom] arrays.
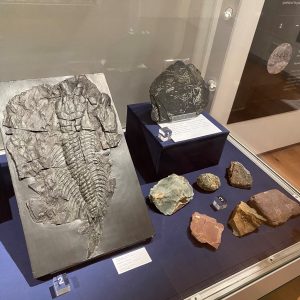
[[190, 212, 224, 249], [228, 201, 266, 237], [248, 189, 300, 226], [227, 161, 253, 189]]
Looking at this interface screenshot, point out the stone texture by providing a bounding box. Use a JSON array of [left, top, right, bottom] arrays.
[[196, 173, 221, 192], [149, 174, 193, 215], [248, 189, 300, 226], [227, 161, 253, 189], [190, 212, 224, 249], [228, 201, 266, 237], [3, 75, 122, 258], [149, 61, 209, 123]]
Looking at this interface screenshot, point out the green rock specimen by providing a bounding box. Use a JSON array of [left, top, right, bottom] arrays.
[[149, 174, 194, 215], [196, 173, 221, 192]]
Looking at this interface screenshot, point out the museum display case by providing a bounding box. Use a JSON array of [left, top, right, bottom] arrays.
[[0, 1, 300, 300]]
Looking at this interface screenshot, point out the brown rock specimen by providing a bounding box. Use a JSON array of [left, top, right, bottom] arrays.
[[248, 189, 300, 226], [228, 201, 266, 237], [196, 173, 221, 192], [190, 212, 224, 249], [227, 161, 253, 189]]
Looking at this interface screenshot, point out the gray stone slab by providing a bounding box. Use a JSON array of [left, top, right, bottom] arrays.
[[0, 73, 154, 278]]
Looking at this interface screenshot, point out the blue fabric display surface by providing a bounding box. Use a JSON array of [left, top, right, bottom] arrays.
[[1, 137, 300, 300], [126, 103, 229, 182]]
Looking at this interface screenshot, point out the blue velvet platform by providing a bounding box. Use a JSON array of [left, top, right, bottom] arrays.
[[1, 140, 300, 300], [126, 103, 229, 182]]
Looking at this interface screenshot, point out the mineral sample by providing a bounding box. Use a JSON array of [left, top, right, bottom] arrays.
[[248, 189, 300, 226], [228, 201, 266, 237], [149, 174, 193, 215], [149, 61, 209, 123], [196, 173, 221, 192], [227, 161, 253, 189], [190, 212, 224, 249]]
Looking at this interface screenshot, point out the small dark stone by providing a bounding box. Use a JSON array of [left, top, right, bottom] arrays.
[[248, 189, 300, 226], [149, 61, 209, 123], [227, 161, 253, 189], [196, 173, 221, 192]]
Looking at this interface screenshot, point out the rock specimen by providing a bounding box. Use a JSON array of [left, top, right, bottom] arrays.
[[196, 173, 221, 192], [190, 212, 224, 249], [149, 174, 193, 215], [228, 201, 266, 237], [149, 61, 209, 123], [227, 161, 253, 189], [248, 189, 300, 226]]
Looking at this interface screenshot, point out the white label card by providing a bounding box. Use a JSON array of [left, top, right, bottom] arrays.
[[112, 247, 152, 275], [159, 114, 222, 142]]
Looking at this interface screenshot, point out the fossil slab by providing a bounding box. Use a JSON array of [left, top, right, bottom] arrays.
[[190, 212, 224, 249], [149, 61, 209, 123], [248, 189, 300, 226], [228, 201, 266, 237], [227, 161, 253, 189], [149, 174, 193, 215], [0, 73, 154, 278]]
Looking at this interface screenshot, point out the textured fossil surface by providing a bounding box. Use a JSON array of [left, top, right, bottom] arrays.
[[1, 74, 154, 278], [149, 61, 209, 123], [3, 76, 121, 257], [3, 75, 121, 257]]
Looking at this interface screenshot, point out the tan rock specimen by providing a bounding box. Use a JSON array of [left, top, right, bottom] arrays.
[[228, 201, 266, 237], [227, 161, 253, 189], [196, 173, 221, 192], [248, 189, 300, 226], [190, 212, 224, 249]]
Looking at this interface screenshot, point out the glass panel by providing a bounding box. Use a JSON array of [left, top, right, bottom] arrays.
[[228, 0, 300, 124], [0, 0, 218, 126]]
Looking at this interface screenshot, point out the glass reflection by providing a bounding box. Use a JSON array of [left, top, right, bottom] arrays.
[[228, 0, 300, 123]]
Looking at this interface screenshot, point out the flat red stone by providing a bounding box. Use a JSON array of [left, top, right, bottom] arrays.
[[190, 212, 224, 249]]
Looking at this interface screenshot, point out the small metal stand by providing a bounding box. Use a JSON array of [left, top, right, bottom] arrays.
[[212, 196, 227, 210], [158, 127, 172, 142], [52, 273, 71, 297]]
